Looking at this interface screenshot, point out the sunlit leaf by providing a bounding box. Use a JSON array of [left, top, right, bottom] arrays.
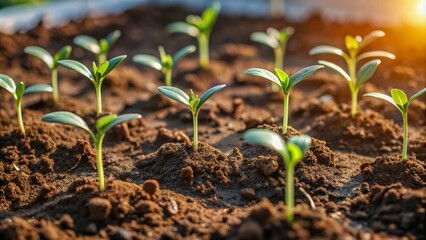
[[360, 30, 385, 49], [309, 45, 348, 58], [363, 92, 398, 109], [105, 30, 121, 48], [356, 51, 395, 62], [408, 88, 426, 104], [73, 35, 100, 54], [250, 32, 278, 49], [286, 143, 303, 166], [166, 22, 199, 37], [59, 60, 94, 81], [98, 113, 141, 134], [198, 84, 226, 109], [288, 65, 323, 90], [244, 68, 281, 87], [53, 45, 72, 64], [288, 135, 311, 155], [173, 45, 196, 63], [391, 89, 408, 111], [199, 1, 220, 31], [101, 55, 126, 79], [243, 129, 287, 155], [0, 73, 16, 94], [133, 54, 162, 71], [24, 46, 54, 69], [345, 35, 359, 54], [24, 84, 53, 95], [158, 86, 190, 106], [274, 68, 289, 90], [15, 82, 25, 100], [42, 111, 94, 136], [356, 60, 380, 88], [318, 60, 351, 82]]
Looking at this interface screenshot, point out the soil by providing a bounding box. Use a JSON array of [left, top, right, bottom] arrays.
[[0, 4, 425, 240]]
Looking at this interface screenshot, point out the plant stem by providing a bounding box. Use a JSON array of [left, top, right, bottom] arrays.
[[97, 54, 106, 65], [16, 99, 25, 135], [193, 113, 199, 151], [272, 47, 283, 92], [95, 135, 105, 191], [285, 166, 295, 224], [282, 93, 290, 134], [51, 68, 59, 103], [165, 68, 172, 86], [95, 86, 102, 115], [351, 89, 359, 118], [198, 33, 209, 69], [402, 111, 409, 160]]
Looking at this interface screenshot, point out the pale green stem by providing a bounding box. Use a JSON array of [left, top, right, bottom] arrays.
[[282, 93, 290, 134], [193, 112, 199, 151], [402, 111, 408, 160], [285, 165, 295, 224], [347, 58, 358, 118], [351, 89, 359, 118], [16, 99, 25, 135], [97, 54, 107, 65], [271, 47, 283, 92], [198, 33, 209, 68], [95, 134, 105, 191], [95, 85, 102, 115], [51, 68, 59, 103], [164, 68, 172, 86]]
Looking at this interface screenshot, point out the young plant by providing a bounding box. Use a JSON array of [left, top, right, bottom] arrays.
[[245, 65, 323, 134], [58, 55, 126, 115], [73, 30, 121, 64], [310, 30, 395, 117], [157, 84, 226, 151], [41, 111, 141, 191], [133, 45, 196, 86], [24, 45, 72, 103], [166, 1, 220, 68], [251, 27, 294, 91], [364, 88, 426, 160], [244, 129, 311, 224], [0, 74, 52, 135]]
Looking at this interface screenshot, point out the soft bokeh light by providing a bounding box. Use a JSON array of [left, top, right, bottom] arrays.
[[419, 0, 426, 17]]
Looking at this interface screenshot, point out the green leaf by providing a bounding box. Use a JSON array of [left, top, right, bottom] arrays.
[[24, 84, 53, 95], [99, 39, 109, 53], [345, 35, 359, 54], [274, 68, 289, 90], [59, 60, 94, 81], [360, 30, 385, 49], [53, 45, 72, 64], [0, 73, 16, 94], [42, 111, 94, 136], [279, 26, 295, 43], [166, 22, 200, 37], [356, 51, 396, 62], [289, 65, 323, 89], [309, 45, 348, 58], [356, 59, 381, 88], [101, 55, 126, 79], [158, 46, 167, 61], [96, 114, 117, 130], [318, 60, 351, 82], [363, 92, 398, 109], [98, 113, 141, 134], [24, 46, 54, 69], [243, 129, 287, 156], [96, 61, 109, 80], [408, 88, 426, 104], [244, 68, 281, 87], [105, 30, 121, 48], [250, 32, 278, 49], [173, 45, 196, 63], [189, 98, 200, 112], [158, 86, 190, 106], [286, 143, 303, 166], [198, 84, 226, 110], [288, 135, 311, 155], [391, 89, 408, 111], [198, 1, 220, 31], [133, 54, 162, 71], [15, 82, 25, 100], [73, 35, 100, 54]]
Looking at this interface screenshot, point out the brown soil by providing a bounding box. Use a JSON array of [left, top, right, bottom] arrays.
[[0, 4, 425, 240]]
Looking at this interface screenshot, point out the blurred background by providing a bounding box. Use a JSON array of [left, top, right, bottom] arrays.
[[0, 0, 425, 34]]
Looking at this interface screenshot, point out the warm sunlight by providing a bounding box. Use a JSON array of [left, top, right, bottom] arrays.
[[418, 0, 426, 18]]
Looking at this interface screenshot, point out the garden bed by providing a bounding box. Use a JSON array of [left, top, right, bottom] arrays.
[[0, 4, 425, 240]]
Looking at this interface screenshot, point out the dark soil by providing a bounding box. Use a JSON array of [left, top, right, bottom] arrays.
[[0, 4, 425, 240]]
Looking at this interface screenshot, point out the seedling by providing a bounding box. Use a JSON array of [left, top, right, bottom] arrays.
[[245, 65, 323, 134], [251, 27, 294, 91], [133, 45, 196, 86], [244, 129, 311, 224], [166, 1, 220, 68], [58, 55, 126, 115], [364, 88, 426, 160], [157, 84, 226, 151], [24, 45, 72, 103], [0, 73, 52, 135], [73, 30, 121, 64], [42, 111, 141, 190], [310, 30, 395, 117]]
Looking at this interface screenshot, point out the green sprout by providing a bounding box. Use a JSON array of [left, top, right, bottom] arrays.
[[251, 27, 294, 92], [73, 30, 121, 64], [24, 45, 72, 103], [245, 65, 323, 134], [157, 84, 226, 151], [364, 88, 426, 160], [310, 30, 396, 117], [244, 129, 311, 224], [133, 45, 196, 86], [0, 73, 52, 135], [58, 55, 126, 115], [42, 111, 141, 191], [166, 1, 220, 68]]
